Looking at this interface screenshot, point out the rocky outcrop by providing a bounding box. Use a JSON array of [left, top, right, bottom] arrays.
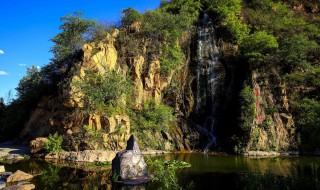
[[112, 135, 148, 181], [44, 150, 116, 162], [29, 137, 48, 154], [6, 170, 33, 183], [248, 68, 296, 151]]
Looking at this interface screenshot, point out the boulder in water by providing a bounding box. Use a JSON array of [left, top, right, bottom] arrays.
[[6, 170, 33, 183], [112, 135, 148, 182]]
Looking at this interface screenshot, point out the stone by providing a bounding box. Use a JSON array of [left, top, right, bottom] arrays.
[[6, 170, 33, 183], [3, 183, 35, 190], [0, 165, 5, 173], [29, 137, 49, 154], [0, 181, 5, 189], [44, 150, 116, 162], [112, 135, 148, 181]]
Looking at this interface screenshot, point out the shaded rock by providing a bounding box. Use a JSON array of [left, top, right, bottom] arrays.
[[0, 165, 4, 173], [29, 137, 49, 154], [6, 170, 33, 183], [112, 135, 148, 181]]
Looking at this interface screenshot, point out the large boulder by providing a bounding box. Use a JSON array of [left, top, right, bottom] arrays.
[[6, 170, 33, 183], [112, 135, 148, 181]]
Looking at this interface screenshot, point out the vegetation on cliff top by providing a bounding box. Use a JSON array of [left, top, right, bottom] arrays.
[[0, 0, 319, 152]]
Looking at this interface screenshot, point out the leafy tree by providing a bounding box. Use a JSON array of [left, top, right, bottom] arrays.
[[280, 35, 319, 69], [44, 133, 63, 153], [292, 98, 320, 151], [16, 66, 42, 99], [121, 7, 143, 26], [240, 31, 278, 63], [50, 11, 95, 62]]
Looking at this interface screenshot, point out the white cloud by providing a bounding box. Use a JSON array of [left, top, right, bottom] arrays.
[[36, 66, 41, 69], [0, 71, 8, 75], [18, 64, 27, 66], [0, 50, 4, 54]]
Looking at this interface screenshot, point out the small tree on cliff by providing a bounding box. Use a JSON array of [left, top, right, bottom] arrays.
[[50, 11, 95, 62]]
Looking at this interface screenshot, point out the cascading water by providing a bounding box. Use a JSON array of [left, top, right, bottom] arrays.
[[194, 14, 225, 152]]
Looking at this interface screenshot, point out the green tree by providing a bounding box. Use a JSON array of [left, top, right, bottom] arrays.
[[16, 66, 42, 99], [240, 31, 278, 63], [50, 11, 95, 61], [121, 7, 143, 26]]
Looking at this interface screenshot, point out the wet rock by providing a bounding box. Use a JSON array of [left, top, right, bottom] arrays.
[[29, 137, 49, 154], [3, 182, 35, 190], [6, 170, 33, 183], [112, 135, 148, 181]]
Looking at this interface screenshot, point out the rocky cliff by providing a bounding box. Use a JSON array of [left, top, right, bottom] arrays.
[[21, 26, 200, 152]]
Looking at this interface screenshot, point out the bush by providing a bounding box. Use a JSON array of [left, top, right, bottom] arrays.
[[239, 84, 255, 133], [160, 43, 184, 75], [146, 158, 193, 190], [74, 69, 133, 115], [131, 100, 176, 132], [44, 133, 63, 153]]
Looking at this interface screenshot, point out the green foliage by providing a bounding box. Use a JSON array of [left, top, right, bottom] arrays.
[[44, 133, 63, 153], [239, 84, 255, 133], [51, 11, 95, 61], [121, 7, 143, 26], [160, 43, 184, 75], [240, 31, 278, 63], [162, 160, 192, 168], [146, 158, 193, 190], [292, 98, 320, 151], [75, 69, 132, 115], [16, 66, 43, 99], [204, 0, 249, 42], [280, 35, 319, 69], [131, 100, 175, 132], [88, 161, 111, 167]]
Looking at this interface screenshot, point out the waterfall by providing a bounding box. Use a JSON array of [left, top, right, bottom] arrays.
[[195, 14, 225, 152]]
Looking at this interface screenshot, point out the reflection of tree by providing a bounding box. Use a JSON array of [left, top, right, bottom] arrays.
[[40, 165, 61, 186]]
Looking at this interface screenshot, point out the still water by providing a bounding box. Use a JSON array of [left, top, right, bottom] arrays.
[[3, 153, 320, 190]]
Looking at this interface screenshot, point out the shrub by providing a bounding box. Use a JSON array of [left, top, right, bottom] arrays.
[[239, 84, 255, 133], [146, 158, 193, 190], [44, 133, 63, 153], [75, 69, 133, 115], [131, 100, 176, 132]]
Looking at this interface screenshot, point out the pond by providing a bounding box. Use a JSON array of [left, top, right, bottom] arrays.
[[2, 153, 320, 190]]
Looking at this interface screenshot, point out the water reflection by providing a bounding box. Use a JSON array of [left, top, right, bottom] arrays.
[[2, 154, 320, 190]]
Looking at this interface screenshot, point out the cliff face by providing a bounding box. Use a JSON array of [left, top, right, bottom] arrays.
[[21, 14, 300, 153], [248, 66, 296, 151], [21, 28, 200, 151]]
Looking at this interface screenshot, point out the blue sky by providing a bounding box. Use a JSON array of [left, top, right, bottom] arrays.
[[0, 0, 160, 102]]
